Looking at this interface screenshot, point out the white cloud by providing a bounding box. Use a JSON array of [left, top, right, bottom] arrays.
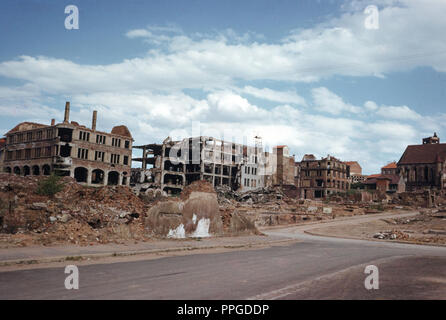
[[375, 105, 422, 120], [312, 87, 362, 115], [1, 0, 446, 174], [241, 86, 307, 106]]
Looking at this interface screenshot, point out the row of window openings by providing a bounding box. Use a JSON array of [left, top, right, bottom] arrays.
[[6, 147, 51, 160], [8, 130, 54, 144], [79, 131, 129, 149], [244, 166, 258, 175], [243, 178, 258, 187], [304, 170, 346, 178], [77, 148, 128, 165], [9, 130, 130, 149]]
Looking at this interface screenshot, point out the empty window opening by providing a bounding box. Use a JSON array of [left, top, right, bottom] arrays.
[[92, 169, 105, 184], [108, 171, 119, 185], [60, 144, 71, 157], [58, 128, 73, 143], [42, 165, 51, 175], [74, 167, 88, 183]]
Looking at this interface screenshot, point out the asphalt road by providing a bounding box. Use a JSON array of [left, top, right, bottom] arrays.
[[0, 221, 445, 299]]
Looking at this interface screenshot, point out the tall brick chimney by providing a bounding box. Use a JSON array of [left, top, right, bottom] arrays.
[[92, 110, 97, 131], [64, 101, 70, 123], [51, 119, 55, 126]]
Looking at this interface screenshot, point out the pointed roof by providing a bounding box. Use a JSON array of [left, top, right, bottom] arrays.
[[398, 143, 446, 165], [382, 162, 397, 169]]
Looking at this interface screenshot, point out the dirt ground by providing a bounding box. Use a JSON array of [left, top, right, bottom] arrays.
[[309, 210, 446, 245]]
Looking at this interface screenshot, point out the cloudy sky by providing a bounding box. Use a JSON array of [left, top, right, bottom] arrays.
[[1, 0, 445, 174]]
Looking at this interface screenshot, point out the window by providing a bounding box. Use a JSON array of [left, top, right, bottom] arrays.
[[36, 131, 42, 140], [16, 150, 23, 159], [77, 148, 88, 159], [45, 146, 52, 157], [111, 154, 120, 164], [46, 129, 54, 139], [124, 140, 130, 149], [25, 149, 31, 159], [6, 151, 13, 160], [35, 148, 41, 158], [79, 131, 90, 141], [95, 151, 105, 162], [96, 135, 106, 144], [17, 134, 24, 143], [27, 132, 33, 141], [112, 138, 121, 147], [123, 155, 129, 165]]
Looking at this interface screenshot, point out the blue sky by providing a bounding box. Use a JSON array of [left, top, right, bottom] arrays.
[[1, 0, 446, 174]]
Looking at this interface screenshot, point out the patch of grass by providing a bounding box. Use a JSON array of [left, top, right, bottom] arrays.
[[36, 173, 65, 197], [65, 256, 83, 261]]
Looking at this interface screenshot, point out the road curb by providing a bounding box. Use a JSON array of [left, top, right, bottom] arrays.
[[0, 238, 298, 267], [304, 229, 446, 247]]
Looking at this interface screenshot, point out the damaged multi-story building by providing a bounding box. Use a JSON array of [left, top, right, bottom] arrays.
[[398, 133, 446, 191], [132, 136, 265, 194], [0, 138, 5, 168], [345, 161, 367, 184], [299, 154, 350, 199], [2, 102, 133, 186]]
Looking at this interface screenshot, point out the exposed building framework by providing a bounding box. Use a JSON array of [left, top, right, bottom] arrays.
[[132, 136, 266, 194]]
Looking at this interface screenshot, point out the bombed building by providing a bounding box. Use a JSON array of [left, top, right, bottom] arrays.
[[299, 154, 350, 199], [2, 102, 133, 186], [131, 136, 267, 194], [398, 133, 446, 191]]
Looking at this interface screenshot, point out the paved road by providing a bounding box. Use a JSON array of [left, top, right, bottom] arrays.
[[0, 213, 445, 299]]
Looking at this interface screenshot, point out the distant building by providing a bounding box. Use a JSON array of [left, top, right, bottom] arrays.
[[381, 162, 397, 175], [364, 174, 405, 194], [364, 162, 405, 193], [0, 138, 5, 168], [300, 154, 350, 199], [345, 161, 367, 184], [2, 102, 133, 186], [397, 133, 446, 191]]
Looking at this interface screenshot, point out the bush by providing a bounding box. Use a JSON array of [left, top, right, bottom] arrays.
[[36, 174, 64, 197]]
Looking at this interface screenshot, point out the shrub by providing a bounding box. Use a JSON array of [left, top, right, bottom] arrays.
[[36, 174, 64, 197]]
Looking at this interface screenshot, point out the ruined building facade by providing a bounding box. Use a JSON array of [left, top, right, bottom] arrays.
[[345, 161, 366, 184], [2, 102, 133, 186], [299, 154, 350, 199], [132, 136, 265, 194], [398, 133, 446, 191]]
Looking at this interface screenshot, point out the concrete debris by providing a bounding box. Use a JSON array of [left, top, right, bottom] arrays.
[[145, 181, 244, 238]]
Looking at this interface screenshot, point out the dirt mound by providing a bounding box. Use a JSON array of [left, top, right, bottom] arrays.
[[179, 180, 216, 201], [0, 173, 150, 247]]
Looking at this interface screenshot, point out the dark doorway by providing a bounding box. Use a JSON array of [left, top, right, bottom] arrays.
[[74, 167, 88, 183]]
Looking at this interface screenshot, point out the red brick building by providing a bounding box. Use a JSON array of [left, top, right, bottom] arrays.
[[397, 133, 446, 191]]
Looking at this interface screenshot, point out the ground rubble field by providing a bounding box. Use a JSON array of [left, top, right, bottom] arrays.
[[309, 207, 446, 245], [0, 172, 428, 249]]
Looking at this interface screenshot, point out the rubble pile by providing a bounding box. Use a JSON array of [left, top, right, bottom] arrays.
[[215, 186, 285, 204], [0, 173, 150, 247], [373, 230, 409, 240], [374, 208, 446, 244], [145, 181, 259, 238]]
